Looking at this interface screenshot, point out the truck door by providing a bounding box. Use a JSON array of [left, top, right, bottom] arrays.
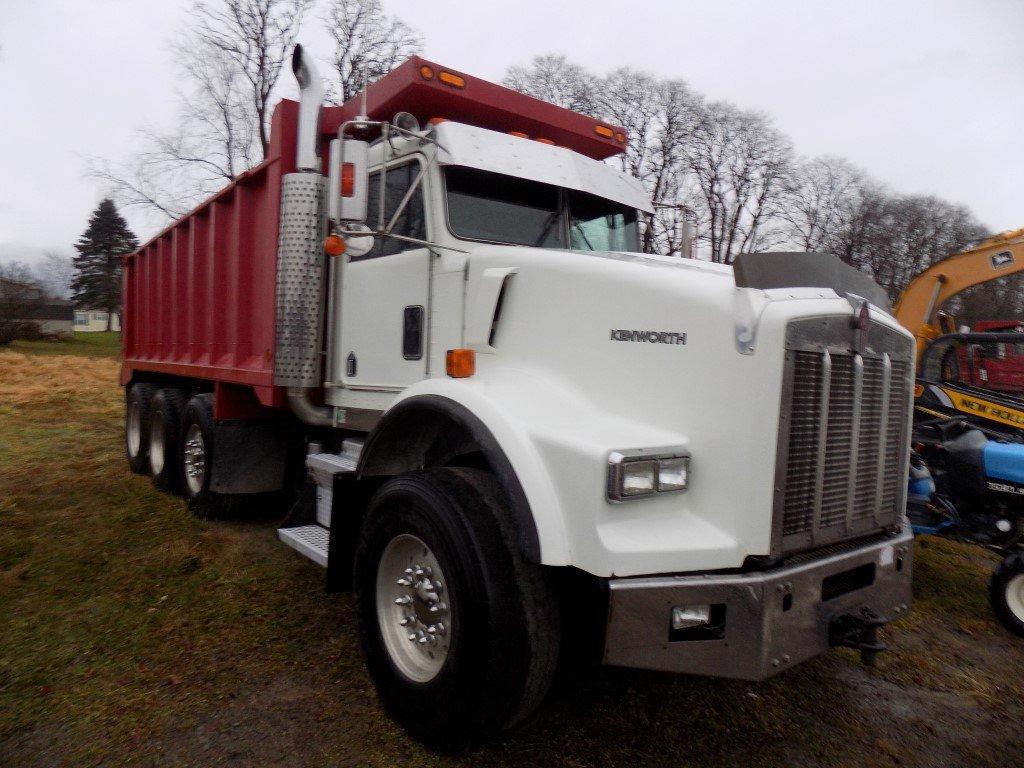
[[339, 159, 431, 390]]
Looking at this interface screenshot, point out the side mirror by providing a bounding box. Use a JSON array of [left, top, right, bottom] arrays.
[[328, 136, 369, 224]]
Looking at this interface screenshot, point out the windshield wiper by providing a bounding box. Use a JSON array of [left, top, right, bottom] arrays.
[[533, 210, 562, 247]]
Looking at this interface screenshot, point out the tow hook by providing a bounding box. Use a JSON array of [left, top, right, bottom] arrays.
[[828, 610, 888, 666]]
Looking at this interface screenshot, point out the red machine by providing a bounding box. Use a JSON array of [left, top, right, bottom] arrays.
[[954, 320, 1024, 394], [120, 56, 627, 419]]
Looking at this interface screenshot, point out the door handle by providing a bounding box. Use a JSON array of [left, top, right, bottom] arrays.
[[403, 306, 424, 360]]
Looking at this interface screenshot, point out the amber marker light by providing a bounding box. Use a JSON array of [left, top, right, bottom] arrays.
[[534, 138, 555, 145], [509, 131, 528, 138], [614, 131, 626, 143], [341, 162, 355, 197], [594, 124, 614, 138], [324, 234, 347, 256], [419, 65, 435, 80], [438, 71, 466, 88], [446, 348, 476, 378]]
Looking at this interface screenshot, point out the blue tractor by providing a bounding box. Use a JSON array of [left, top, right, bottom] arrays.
[[908, 416, 1024, 637]]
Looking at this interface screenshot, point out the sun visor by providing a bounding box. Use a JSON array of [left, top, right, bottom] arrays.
[[733, 252, 892, 313], [432, 121, 654, 214]]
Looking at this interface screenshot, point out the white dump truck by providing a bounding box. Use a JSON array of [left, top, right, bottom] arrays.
[[121, 47, 914, 747]]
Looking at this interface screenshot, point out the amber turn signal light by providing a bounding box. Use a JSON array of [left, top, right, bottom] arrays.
[[324, 234, 347, 256], [446, 348, 476, 378]]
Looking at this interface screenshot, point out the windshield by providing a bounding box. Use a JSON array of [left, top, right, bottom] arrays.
[[445, 166, 640, 252]]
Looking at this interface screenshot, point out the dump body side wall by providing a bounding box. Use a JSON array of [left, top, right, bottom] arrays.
[[121, 101, 301, 409]]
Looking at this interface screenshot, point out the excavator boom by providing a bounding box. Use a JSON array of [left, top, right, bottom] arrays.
[[895, 227, 1024, 363]]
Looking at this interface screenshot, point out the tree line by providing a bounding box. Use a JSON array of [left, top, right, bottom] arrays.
[[84, 0, 1017, 319]]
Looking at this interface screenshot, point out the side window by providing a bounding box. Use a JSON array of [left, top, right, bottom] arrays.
[[362, 162, 427, 259]]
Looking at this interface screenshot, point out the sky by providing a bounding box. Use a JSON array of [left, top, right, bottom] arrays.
[[1, 0, 1022, 265]]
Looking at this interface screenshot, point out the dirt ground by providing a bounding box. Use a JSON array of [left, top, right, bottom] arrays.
[[1, 345, 1023, 768]]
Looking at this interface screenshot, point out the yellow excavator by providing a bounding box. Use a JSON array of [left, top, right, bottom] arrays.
[[894, 228, 1024, 432]]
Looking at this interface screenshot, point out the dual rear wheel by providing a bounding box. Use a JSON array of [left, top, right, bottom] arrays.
[[125, 384, 228, 517]]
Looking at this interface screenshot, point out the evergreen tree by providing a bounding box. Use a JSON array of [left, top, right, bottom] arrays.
[[71, 199, 138, 331]]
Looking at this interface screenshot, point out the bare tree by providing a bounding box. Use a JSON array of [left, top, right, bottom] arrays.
[[686, 102, 794, 263], [35, 252, 76, 299], [191, 0, 312, 158], [323, 0, 422, 105], [782, 156, 864, 252], [504, 54, 599, 115], [0, 262, 47, 345], [89, 0, 310, 221]]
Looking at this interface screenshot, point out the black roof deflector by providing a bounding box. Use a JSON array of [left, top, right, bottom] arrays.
[[733, 251, 891, 313]]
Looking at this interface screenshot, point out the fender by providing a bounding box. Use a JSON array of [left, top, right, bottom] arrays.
[[358, 383, 572, 566]]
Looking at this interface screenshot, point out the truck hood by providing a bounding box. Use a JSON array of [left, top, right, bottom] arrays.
[[451, 244, 910, 576]]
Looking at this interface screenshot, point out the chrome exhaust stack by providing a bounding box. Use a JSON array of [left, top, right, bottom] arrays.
[[292, 43, 325, 172], [275, 44, 334, 428]]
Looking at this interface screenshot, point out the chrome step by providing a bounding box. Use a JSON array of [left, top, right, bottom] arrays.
[[278, 524, 329, 567]]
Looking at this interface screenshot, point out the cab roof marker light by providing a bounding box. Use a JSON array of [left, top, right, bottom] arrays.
[[438, 71, 466, 89], [419, 65, 434, 80], [594, 124, 614, 138]]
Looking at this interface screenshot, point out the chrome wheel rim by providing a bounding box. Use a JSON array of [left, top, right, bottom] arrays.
[[1007, 573, 1024, 624], [376, 534, 452, 683], [149, 412, 165, 475], [126, 399, 142, 457], [183, 424, 206, 497]]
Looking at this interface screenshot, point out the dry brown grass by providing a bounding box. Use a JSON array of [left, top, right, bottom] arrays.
[[0, 352, 120, 410]]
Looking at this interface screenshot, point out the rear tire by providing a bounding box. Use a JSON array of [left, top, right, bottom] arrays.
[[990, 551, 1024, 638], [180, 394, 240, 519], [148, 388, 187, 493], [125, 383, 156, 474], [354, 468, 560, 750]]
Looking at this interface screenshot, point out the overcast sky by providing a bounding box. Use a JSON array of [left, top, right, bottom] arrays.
[[1, 0, 1022, 264]]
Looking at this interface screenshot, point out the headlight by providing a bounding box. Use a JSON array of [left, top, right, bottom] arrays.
[[608, 448, 690, 502]]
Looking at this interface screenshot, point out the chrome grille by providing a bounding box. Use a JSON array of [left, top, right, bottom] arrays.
[[773, 316, 912, 555]]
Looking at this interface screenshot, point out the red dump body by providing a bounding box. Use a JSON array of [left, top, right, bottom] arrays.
[[121, 99, 299, 414], [121, 56, 626, 415]]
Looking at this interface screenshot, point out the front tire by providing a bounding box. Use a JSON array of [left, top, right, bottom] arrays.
[[990, 551, 1024, 638], [148, 388, 187, 493], [354, 468, 560, 750], [125, 383, 156, 474]]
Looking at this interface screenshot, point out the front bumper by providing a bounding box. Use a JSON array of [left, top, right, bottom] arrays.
[[602, 525, 913, 680]]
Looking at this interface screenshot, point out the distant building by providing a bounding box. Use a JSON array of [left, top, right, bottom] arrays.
[[0, 277, 74, 336], [74, 310, 121, 333]]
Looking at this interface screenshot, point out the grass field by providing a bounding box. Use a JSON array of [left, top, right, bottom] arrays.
[[2, 339, 1023, 767], [9, 331, 121, 359]]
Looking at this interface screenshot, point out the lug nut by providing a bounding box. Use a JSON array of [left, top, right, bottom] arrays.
[[394, 596, 412, 606], [396, 577, 412, 587]]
